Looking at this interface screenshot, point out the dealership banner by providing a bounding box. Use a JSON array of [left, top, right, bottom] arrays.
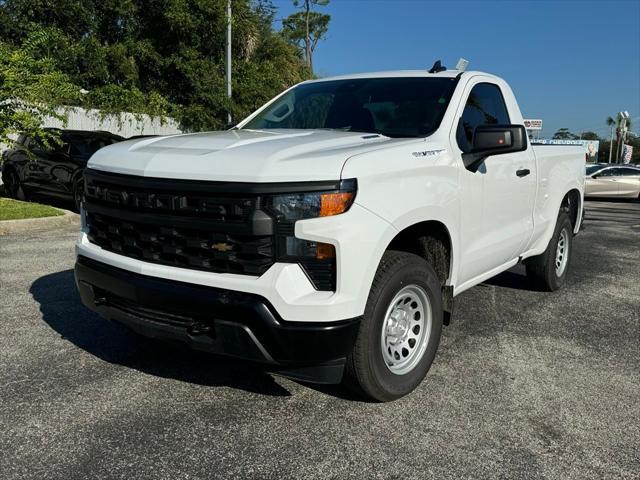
[[523, 119, 543, 130], [532, 139, 599, 162], [623, 145, 633, 163]]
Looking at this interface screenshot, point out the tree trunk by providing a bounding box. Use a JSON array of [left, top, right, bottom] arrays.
[[305, 0, 312, 72]]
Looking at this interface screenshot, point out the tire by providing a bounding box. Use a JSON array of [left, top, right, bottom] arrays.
[[2, 167, 22, 199], [344, 251, 443, 402], [73, 177, 84, 213], [525, 211, 573, 291]]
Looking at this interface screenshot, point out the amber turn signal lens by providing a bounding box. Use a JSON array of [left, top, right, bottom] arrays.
[[319, 192, 354, 217], [316, 242, 336, 260]]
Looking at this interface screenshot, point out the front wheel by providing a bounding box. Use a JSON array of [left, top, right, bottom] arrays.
[[525, 212, 573, 291], [344, 251, 443, 402], [3, 168, 24, 199]]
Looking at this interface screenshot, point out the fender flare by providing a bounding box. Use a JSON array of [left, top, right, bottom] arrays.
[[376, 205, 459, 287], [528, 182, 584, 258]]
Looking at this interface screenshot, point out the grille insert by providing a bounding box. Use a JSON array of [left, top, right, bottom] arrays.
[[87, 212, 273, 276], [85, 177, 255, 222]]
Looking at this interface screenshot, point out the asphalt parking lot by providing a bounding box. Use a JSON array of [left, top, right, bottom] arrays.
[[1, 199, 638, 480]]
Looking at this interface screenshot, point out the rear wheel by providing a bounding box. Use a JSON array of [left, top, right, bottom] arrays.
[[344, 251, 443, 402], [525, 211, 573, 291]]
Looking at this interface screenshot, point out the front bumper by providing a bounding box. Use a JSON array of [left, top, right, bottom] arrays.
[[76, 199, 397, 323], [74, 255, 360, 383]]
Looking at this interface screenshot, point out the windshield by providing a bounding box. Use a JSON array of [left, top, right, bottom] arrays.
[[67, 134, 122, 157], [242, 77, 459, 138], [586, 164, 607, 175]]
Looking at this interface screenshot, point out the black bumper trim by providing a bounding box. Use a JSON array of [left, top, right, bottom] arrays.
[[74, 256, 359, 382]]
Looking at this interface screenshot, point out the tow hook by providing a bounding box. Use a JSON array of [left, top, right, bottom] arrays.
[[188, 322, 212, 335], [94, 296, 107, 307]]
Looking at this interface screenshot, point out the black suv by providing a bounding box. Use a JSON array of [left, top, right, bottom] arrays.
[[1, 129, 123, 211]]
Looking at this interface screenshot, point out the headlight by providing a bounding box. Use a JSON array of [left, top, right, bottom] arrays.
[[269, 179, 357, 291], [270, 192, 323, 220], [269, 180, 356, 221]]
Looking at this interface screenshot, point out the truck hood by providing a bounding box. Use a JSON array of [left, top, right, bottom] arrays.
[[88, 129, 393, 182]]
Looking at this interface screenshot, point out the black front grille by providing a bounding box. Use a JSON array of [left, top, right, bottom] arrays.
[[85, 176, 255, 221], [86, 212, 273, 275], [83, 169, 339, 290], [84, 170, 274, 277]]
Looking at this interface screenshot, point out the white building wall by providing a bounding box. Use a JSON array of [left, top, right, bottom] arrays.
[[44, 107, 183, 137]]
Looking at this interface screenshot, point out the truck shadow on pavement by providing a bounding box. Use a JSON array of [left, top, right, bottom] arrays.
[[28, 267, 535, 402], [481, 265, 544, 291], [482, 272, 535, 291], [30, 269, 294, 398]]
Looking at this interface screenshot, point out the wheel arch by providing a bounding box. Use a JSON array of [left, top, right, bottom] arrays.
[[385, 220, 454, 287], [70, 166, 86, 186], [562, 188, 582, 233], [522, 186, 584, 260]]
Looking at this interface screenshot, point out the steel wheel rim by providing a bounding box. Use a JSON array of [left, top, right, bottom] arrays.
[[555, 228, 569, 276], [380, 284, 432, 375]]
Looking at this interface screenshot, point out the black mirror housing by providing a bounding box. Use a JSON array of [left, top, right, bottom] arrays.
[[462, 124, 527, 172]]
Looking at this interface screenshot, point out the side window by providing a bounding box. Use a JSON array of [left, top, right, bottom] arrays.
[[597, 168, 618, 177], [619, 168, 640, 176], [30, 136, 47, 152], [456, 83, 510, 153], [29, 135, 58, 154]]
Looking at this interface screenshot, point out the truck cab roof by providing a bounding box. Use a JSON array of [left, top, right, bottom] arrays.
[[304, 70, 499, 82]]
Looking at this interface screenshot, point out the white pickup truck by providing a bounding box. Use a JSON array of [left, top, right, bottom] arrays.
[[74, 67, 584, 401]]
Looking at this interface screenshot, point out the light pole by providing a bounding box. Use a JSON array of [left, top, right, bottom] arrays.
[[608, 123, 615, 163], [226, 0, 232, 125]]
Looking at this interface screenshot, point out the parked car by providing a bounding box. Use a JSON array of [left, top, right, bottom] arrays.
[[127, 134, 159, 140], [585, 163, 610, 176], [1, 129, 124, 210], [74, 67, 584, 401], [585, 164, 640, 199]]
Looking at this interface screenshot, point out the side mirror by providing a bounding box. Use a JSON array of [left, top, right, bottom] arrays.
[[462, 124, 527, 172]]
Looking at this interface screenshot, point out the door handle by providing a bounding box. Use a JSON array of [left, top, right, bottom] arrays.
[[516, 168, 531, 177]]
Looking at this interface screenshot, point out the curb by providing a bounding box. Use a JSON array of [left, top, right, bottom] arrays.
[[0, 209, 79, 235]]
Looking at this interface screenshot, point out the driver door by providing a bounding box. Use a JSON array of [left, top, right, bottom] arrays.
[[454, 81, 536, 284], [586, 167, 620, 196]]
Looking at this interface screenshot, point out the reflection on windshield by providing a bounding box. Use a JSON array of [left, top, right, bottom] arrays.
[[242, 77, 459, 138]]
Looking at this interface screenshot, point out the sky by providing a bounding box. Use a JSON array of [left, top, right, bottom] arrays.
[[272, 0, 640, 139]]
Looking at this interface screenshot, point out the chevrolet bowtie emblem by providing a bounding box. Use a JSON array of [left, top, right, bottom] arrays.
[[211, 242, 233, 252]]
